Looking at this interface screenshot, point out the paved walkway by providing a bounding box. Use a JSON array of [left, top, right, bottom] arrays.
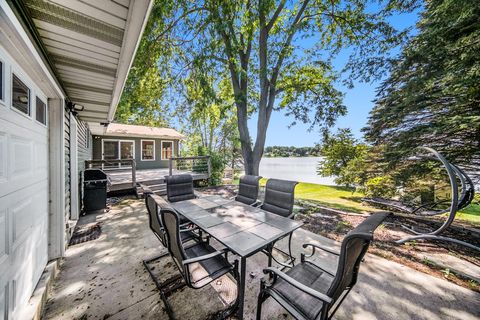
[[43, 199, 480, 320]]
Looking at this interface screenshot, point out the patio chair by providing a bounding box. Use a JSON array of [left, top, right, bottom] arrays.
[[260, 178, 298, 266], [235, 175, 262, 205], [256, 212, 391, 320], [160, 208, 240, 319], [165, 174, 198, 203], [143, 193, 199, 292]]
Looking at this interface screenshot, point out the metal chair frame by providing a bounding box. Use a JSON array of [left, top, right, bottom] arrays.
[[259, 179, 299, 267], [235, 175, 262, 205], [160, 208, 240, 319], [142, 193, 200, 305], [256, 212, 391, 320]]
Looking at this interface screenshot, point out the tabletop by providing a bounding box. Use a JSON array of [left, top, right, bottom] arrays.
[[170, 195, 302, 257]]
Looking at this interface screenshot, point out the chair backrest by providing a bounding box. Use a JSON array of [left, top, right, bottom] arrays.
[[236, 175, 262, 205], [145, 194, 165, 246], [145, 194, 171, 246], [161, 207, 188, 270], [326, 212, 391, 302], [261, 178, 298, 218], [165, 174, 196, 203]]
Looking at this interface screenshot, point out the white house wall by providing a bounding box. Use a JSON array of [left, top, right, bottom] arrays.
[[0, 2, 66, 318]]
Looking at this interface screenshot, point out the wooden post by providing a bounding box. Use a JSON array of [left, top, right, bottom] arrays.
[[131, 159, 136, 188], [169, 158, 173, 176]]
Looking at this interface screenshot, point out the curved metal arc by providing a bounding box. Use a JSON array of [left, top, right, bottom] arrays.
[[452, 164, 475, 210], [417, 147, 458, 235], [395, 234, 480, 252]]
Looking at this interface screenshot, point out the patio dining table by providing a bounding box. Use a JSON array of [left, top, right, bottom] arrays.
[[169, 195, 303, 319]]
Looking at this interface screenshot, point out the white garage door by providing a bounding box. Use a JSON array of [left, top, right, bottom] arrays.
[[0, 46, 49, 319]]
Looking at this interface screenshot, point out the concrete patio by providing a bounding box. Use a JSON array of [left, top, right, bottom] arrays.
[[43, 197, 480, 320]]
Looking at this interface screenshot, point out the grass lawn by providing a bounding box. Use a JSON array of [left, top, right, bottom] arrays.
[[456, 202, 480, 226], [256, 178, 480, 226], [259, 178, 375, 214]]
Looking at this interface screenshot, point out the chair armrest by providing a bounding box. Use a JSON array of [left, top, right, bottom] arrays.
[[263, 267, 333, 304], [251, 200, 262, 207], [286, 212, 296, 219], [303, 243, 340, 256], [182, 248, 228, 265]]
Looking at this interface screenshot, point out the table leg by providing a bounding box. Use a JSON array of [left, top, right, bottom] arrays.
[[236, 256, 247, 319]]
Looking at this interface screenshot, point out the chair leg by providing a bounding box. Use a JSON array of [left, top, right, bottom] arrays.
[[267, 243, 273, 267], [143, 251, 172, 290], [158, 275, 187, 320], [288, 232, 295, 266], [256, 281, 269, 320], [213, 260, 241, 320]]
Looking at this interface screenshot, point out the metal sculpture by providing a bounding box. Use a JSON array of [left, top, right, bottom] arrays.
[[395, 147, 478, 251]]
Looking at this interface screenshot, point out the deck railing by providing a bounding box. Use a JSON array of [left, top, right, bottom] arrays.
[[85, 159, 136, 188], [169, 156, 211, 178]]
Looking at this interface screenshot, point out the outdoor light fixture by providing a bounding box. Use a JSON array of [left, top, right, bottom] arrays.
[[67, 101, 85, 115]]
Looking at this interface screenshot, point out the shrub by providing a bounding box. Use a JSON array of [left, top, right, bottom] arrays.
[[364, 176, 396, 198], [208, 151, 225, 186]]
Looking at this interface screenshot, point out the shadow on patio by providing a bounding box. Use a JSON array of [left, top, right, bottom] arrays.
[[43, 196, 480, 320]]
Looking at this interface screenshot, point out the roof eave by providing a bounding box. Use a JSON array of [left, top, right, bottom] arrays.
[[107, 0, 154, 122]]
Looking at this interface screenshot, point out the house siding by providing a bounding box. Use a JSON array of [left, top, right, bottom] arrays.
[[64, 107, 71, 220], [92, 135, 180, 170], [64, 112, 93, 217], [77, 119, 92, 212]]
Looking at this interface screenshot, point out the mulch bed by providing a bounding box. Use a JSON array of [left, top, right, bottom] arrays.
[[296, 201, 480, 292], [69, 223, 102, 246]]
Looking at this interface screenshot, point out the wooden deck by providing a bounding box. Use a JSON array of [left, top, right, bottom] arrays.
[[106, 168, 209, 196], [106, 168, 207, 184], [86, 157, 211, 197]]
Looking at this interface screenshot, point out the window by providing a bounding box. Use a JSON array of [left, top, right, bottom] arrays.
[[36, 96, 47, 125], [102, 139, 135, 169], [161, 141, 173, 160], [12, 74, 30, 115], [141, 140, 155, 161]]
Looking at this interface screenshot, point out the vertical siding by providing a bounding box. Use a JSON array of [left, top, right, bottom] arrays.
[[77, 119, 92, 212], [64, 108, 71, 219]]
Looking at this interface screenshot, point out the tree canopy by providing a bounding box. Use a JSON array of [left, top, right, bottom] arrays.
[[136, 0, 416, 174], [364, 0, 480, 173], [317, 128, 369, 187], [114, 3, 174, 126]]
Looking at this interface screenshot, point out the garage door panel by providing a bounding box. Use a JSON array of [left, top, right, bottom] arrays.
[[0, 278, 8, 320], [10, 135, 33, 179], [0, 209, 7, 265], [11, 198, 32, 251], [0, 133, 6, 185], [12, 266, 33, 318], [0, 121, 48, 198], [34, 142, 48, 173]]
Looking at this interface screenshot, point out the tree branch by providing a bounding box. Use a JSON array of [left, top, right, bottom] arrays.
[[266, 0, 286, 31]]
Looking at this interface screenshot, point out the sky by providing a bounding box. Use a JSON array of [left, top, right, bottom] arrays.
[[250, 8, 421, 147]]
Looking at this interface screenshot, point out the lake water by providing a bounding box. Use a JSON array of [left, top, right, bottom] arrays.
[[259, 157, 336, 185]]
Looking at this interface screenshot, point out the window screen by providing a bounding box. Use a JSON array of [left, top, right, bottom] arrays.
[[161, 141, 173, 160], [12, 74, 30, 115], [36, 96, 47, 125], [142, 140, 155, 160]]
